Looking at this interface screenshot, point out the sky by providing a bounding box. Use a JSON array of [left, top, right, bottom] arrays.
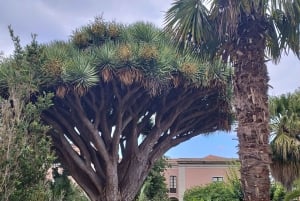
[[1, 0, 299, 159]]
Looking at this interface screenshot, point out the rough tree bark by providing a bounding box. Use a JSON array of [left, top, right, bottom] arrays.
[[42, 75, 230, 201], [233, 18, 271, 201]]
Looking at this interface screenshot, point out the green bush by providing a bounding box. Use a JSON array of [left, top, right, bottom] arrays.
[[184, 181, 240, 201]]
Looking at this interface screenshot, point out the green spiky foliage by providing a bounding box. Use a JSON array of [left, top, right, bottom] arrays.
[[1, 18, 232, 201], [33, 18, 230, 96], [164, 1, 300, 200], [269, 90, 300, 190]]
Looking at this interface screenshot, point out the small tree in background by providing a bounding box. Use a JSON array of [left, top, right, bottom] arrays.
[[0, 26, 92, 201], [269, 90, 300, 190], [135, 157, 169, 201], [49, 166, 89, 201], [226, 163, 243, 201], [0, 28, 54, 201]]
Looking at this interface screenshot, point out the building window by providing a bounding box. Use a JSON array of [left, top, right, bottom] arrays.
[[169, 176, 177, 193], [212, 176, 224, 182]]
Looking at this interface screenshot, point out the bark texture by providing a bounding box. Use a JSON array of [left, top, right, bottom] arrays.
[[42, 75, 231, 201], [233, 17, 271, 201]]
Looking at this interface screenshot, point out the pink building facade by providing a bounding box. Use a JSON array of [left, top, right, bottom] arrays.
[[164, 155, 238, 201]]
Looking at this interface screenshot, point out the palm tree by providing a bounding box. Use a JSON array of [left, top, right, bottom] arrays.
[[269, 91, 300, 190], [164, 1, 300, 200]]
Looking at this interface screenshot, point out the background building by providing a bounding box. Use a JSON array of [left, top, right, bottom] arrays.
[[164, 155, 238, 201]]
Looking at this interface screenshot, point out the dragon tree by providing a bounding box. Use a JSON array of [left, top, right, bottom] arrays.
[[1, 19, 232, 201]]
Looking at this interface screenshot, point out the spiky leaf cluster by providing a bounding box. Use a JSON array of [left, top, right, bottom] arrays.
[[32, 18, 231, 97], [0, 19, 231, 98]]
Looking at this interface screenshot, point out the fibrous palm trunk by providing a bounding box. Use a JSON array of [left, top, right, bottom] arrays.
[[233, 29, 271, 200]]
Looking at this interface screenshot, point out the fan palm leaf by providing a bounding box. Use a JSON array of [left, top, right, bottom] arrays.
[[164, 0, 213, 49]]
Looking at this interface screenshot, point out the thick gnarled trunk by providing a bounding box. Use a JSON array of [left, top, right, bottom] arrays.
[[233, 37, 271, 200], [42, 76, 231, 201]]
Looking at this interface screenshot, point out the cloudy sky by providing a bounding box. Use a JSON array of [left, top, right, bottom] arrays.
[[1, 0, 299, 158]]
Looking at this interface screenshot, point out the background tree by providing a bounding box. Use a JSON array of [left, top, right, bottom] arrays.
[[226, 163, 243, 201], [164, 1, 300, 200], [270, 182, 286, 201], [269, 90, 300, 190], [49, 166, 89, 201], [135, 157, 169, 201], [0, 19, 233, 201], [0, 28, 54, 201]]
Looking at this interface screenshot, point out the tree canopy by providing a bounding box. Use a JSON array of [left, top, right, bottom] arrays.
[[0, 18, 232, 201]]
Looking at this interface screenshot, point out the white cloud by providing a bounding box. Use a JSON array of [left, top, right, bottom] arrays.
[[0, 0, 173, 55], [268, 54, 300, 96]]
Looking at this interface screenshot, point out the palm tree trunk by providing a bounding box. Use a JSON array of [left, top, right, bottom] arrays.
[[233, 38, 271, 201]]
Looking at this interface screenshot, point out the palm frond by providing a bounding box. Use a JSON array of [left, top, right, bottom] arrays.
[[209, 0, 241, 39], [269, 0, 300, 58], [271, 133, 300, 161], [271, 160, 300, 190], [265, 16, 281, 62], [164, 0, 213, 49]]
